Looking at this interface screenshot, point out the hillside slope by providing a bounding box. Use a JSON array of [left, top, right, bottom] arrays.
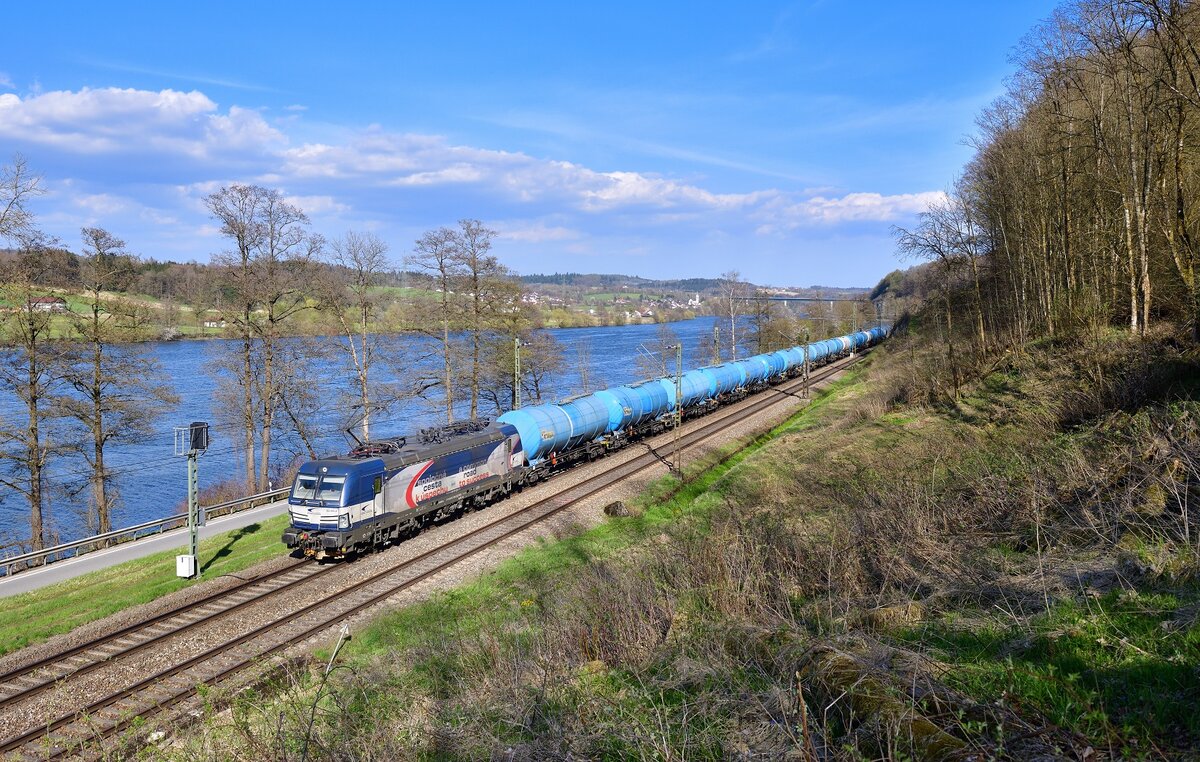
[[176, 329, 1200, 760]]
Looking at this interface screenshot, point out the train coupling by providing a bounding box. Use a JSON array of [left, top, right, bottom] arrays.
[[283, 529, 344, 560]]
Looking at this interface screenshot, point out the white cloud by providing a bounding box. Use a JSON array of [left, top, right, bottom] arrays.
[[205, 105, 285, 151], [74, 192, 130, 215], [277, 130, 772, 216], [0, 87, 283, 158], [0, 73, 13, 90], [0, 85, 942, 284], [495, 221, 581, 243], [282, 194, 350, 216], [756, 190, 946, 232], [388, 164, 486, 186], [576, 170, 765, 211]]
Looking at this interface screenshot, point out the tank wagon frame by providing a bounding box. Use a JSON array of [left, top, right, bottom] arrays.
[[283, 325, 890, 560]]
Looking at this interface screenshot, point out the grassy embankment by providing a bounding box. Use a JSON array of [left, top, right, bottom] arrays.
[[0, 514, 290, 656], [173, 330, 1200, 760]]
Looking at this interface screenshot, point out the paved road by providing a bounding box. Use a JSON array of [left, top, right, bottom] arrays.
[[0, 500, 291, 599]]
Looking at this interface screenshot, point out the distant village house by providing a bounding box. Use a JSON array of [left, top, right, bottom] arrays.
[[27, 296, 68, 313], [201, 311, 228, 329]]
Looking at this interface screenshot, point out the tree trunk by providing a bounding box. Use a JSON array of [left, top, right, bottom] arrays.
[[943, 288, 959, 401], [241, 314, 255, 489], [470, 271, 481, 420], [26, 357, 44, 551], [443, 294, 453, 423], [1123, 203, 1140, 333], [258, 334, 275, 489], [92, 331, 109, 535], [359, 306, 371, 440]]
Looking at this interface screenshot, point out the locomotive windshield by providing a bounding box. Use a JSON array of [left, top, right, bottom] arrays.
[[291, 473, 346, 504]]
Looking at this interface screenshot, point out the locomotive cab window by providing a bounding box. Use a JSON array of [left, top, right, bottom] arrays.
[[316, 475, 346, 503], [373, 476, 383, 494], [292, 474, 319, 500]]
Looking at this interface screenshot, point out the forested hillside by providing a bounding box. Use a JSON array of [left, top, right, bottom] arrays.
[[893, 0, 1200, 359]]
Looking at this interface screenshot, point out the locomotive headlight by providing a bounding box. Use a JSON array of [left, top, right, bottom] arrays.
[[338, 513, 350, 530]]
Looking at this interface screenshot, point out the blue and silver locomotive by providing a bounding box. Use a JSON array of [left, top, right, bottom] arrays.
[[283, 420, 522, 559]]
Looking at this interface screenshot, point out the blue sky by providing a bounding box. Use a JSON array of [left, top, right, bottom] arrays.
[[1, 1, 1056, 287]]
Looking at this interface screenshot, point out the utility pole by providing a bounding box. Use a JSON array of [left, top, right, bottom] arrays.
[[713, 325, 721, 363], [803, 328, 811, 399], [851, 307, 858, 357], [513, 336, 522, 410], [673, 342, 683, 474], [174, 421, 209, 580]]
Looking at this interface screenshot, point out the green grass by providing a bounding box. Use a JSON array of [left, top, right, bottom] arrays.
[[896, 580, 1200, 750], [368, 286, 440, 300], [581, 291, 647, 303], [0, 514, 291, 656]]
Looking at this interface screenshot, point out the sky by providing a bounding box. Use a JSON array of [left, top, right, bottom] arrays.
[[0, 1, 1057, 288]]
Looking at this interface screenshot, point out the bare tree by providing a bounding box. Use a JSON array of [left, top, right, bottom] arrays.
[[895, 197, 973, 398], [637, 323, 680, 379], [0, 242, 61, 551], [720, 270, 744, 360], [408, 227, 463, 423], [452, 219, 507, 420], [250, 193, 320, 488], [478, 330, 566, 415], [273, 338, 339, 462], [0, 157, 55, 551], [59, 227, 177, 535], [206, 185, 319, 489], [206, 185, 266, 489], [319, 231, 391, 441], [0, 154, 40, 242]]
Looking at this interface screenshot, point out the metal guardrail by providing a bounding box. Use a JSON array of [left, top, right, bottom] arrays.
[[0, 487, 291, 579]]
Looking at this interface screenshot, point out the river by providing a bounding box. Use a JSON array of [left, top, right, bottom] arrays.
[[0, 317, 733, 545]]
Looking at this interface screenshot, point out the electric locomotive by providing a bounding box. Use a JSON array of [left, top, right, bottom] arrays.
[[283, 419, 522, 560]]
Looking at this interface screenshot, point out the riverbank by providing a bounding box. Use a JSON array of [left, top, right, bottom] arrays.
[[0, 285, 704, 345]]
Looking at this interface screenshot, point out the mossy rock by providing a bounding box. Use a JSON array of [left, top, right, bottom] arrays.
[[853, 601, 925, 632], [798, 645, 965, 761], [1137, 482, 1167, 516]]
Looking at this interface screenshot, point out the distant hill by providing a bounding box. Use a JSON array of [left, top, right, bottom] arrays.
[[518, 272, 718, 289], [520, 272, 868, 295]]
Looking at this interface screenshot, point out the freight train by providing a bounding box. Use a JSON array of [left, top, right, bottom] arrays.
[[282, 326, 889, 560]]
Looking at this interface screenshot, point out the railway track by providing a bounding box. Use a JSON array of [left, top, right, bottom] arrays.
[[0, 349, 867, 760], [0, 559, 322, 714]]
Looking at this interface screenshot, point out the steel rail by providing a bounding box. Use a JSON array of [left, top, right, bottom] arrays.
[[0, 556, 322, 712]]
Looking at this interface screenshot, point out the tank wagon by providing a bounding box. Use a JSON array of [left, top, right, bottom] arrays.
[[283, 325, 890, 560]]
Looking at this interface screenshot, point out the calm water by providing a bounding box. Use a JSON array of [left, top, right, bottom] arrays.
[[0, 317, 732, 544]]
